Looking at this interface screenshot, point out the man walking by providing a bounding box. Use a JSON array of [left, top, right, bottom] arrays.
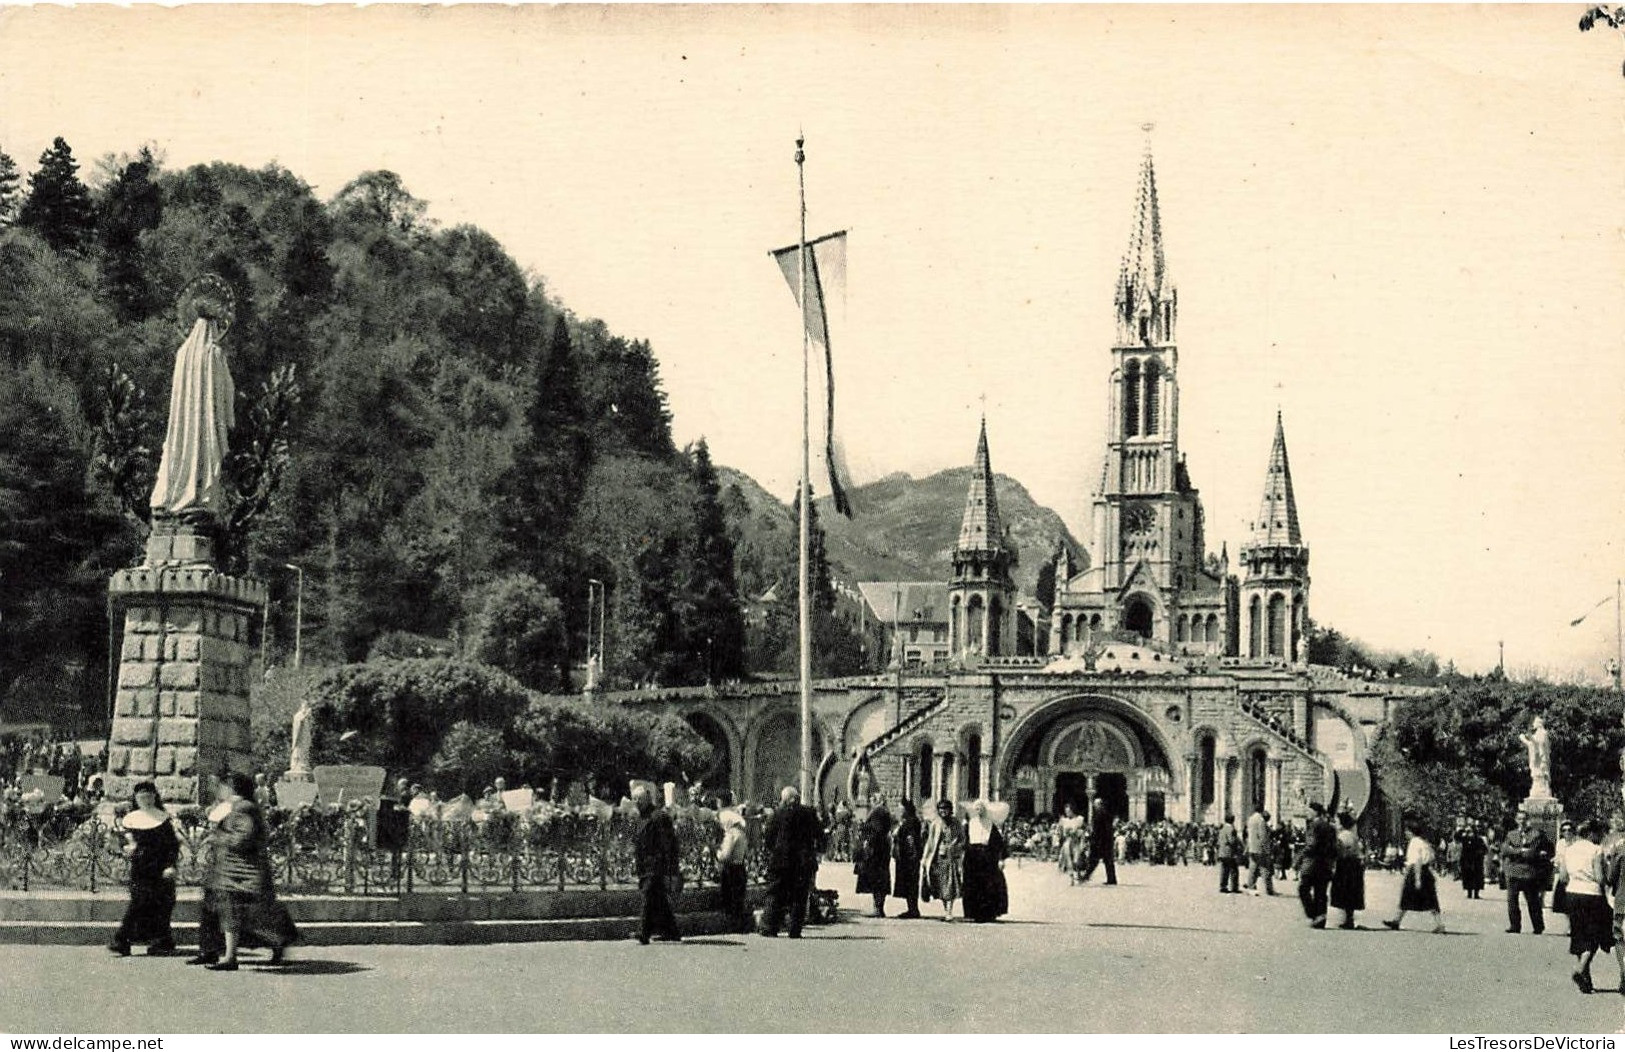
[[632, 786, 681, 945], [1502, 806, 1554, 935], [1218, 813, 1244, 893], [1080, 796, 1118, 885], [760, 786, 823, 938], [1298, 801, 1337, 928], [1245, 806, 1276, 896]]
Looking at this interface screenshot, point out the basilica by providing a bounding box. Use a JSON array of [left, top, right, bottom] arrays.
[[625, 144, 1426, 829]]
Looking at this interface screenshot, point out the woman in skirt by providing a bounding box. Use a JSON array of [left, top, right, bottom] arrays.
[[1056, 803, 1086, 885], [1330, 810, 1366, 929], [1383, 817, 1444, 934], [1559, 820, 1612, 994], [919, 799, 966, 921]]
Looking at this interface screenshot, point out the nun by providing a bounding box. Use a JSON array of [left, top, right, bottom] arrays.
[[960, 800, 1010, 923], [107, 781, 182, 957]]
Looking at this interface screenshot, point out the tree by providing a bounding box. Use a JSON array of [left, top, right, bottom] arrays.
[[19, 137, 95, 253], [1580, 6, 1625, 77], [687, 438, 746, 683], [463, 574, 565, 692], [0, 149, 21, 227], [97, 147, 165, 321], [0, 360, 130, 726], [431, 721, 512, 797]]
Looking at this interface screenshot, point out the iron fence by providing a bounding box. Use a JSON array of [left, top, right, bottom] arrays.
[[0, 805, 766, 896]]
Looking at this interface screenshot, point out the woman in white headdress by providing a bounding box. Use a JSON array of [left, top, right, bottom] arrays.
[[961, 800, 1009, 923]]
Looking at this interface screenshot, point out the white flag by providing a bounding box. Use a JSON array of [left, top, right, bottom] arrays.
[[770, 230, 853, 517]]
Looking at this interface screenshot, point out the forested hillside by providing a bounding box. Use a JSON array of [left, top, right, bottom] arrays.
[[0, 139, 747, 730]]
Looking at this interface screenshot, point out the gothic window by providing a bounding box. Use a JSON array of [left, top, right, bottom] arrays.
[[918, 742, 933, 799], [966, 595, 986, 653], [966, 734, 983, 799], [1248, 596, 1262, 658], [1122, 360, 1141, 438], [988, 599, 1003, 656], [1199, 735, 1216, 808], [1143, 359, 1162, 435], [1206, 614, 1219, 647], [1248, 747, 1268, 813], [1060, 614, 1074, 651], [1267, 593, 1287, 658], [1176, 615, 1188, 643]]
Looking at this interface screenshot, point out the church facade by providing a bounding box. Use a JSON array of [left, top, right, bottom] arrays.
[[620, 144, 1422, 827]]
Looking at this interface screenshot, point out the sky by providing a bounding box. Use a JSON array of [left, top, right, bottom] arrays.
[[1, 4, 1621, 679]]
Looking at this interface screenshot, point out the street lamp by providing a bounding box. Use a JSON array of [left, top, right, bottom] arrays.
[[284, 564, 304, 670]]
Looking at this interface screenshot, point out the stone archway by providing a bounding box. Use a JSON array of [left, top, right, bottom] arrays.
[[1001, 694, 1179, 821], [682, 710, 736, 798], [1124, 596, 1154, 639], [746, 708, 827, 806]]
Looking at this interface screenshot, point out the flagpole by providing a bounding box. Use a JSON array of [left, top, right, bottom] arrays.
[[796, 134, 814, 803]]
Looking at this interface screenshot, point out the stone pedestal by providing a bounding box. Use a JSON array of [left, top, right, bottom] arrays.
[[103, 551, 265, 805], [1522, 794, 1565, 842]]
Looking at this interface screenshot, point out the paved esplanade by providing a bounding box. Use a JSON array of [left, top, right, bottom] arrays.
[[1, 862, 1614, 1033]]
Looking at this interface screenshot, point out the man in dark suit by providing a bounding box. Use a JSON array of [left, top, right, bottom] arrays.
[[632, 786, 681, 945], [1080, 797, 1118, 885], [1501, 806, 1554, 935], [760, 786, 824, 938], [1298, 801, 1337, 928]]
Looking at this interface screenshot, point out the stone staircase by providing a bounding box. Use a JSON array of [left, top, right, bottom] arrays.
[[858, 690, 947, 759], [1236, 696, 1318, 760]]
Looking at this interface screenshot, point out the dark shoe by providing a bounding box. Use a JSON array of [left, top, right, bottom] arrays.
[[1574, 971, 1593, 994], [267, 946, 287, 965], [107, 943, 130, 957], [147, 943, 176, 957], [757, 929, 778, 938], [634, 933, 650, 945], [786, 932, 802, 939], [184, 954, 219, 966], [1382, 919, 1400, 930], [899, 910, 921, 919], [1533, 929, 1545, 936], [1339, 921, 1356, 930], [1505, 927, 1521, 934], [206, 960, 239, 972]]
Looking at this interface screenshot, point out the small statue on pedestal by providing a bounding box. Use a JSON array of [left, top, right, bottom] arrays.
[[1519, 716, 1552, 800], [286, 698, 315, 782]]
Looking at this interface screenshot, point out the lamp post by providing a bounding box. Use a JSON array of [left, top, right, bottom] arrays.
[[283, 564, 304, 670]]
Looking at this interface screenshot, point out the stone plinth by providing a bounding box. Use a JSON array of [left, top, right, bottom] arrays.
[[1522, 794, 1565, 842], [104, 562, 265, 804]]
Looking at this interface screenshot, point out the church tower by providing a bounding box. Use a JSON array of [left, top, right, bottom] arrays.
[[1239, 412, 1310, 661], [950, 418, 1017, 659], [1050, 136, 1231, 656]]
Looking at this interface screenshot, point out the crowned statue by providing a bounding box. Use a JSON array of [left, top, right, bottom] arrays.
[[150, 276, 236, 525], [1519, 716, 1552, 800]]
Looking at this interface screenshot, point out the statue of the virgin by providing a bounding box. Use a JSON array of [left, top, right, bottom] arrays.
[[149, 277, 236, 523]]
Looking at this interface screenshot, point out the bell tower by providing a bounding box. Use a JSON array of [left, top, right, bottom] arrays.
[[1239, 411, 1310, 661], [950, 418, 1017, 659]]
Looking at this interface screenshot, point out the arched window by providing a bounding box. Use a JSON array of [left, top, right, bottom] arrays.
[[1176, 615, 1188, 643], [1122, 360, 1141, 438], [966, 734, 982, 799], [1248, 747, 1269, 813], [918, 742, 934, 800], [1267, 594, 1287, 658], [966, 595, 986, 653], [1206, 614, 1219, 648], [1060, 614, 1074, 651], [1248, 596, 1262, 658], [987, 599, 1003, 656], [1199, 734, 1217, 808], [1143, 359, 1162, 435], [1125, 598, 1153, 639]]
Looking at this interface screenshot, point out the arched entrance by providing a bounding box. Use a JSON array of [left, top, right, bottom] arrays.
[[683, 711, 734, 797], [748, 709, 826, 806], [1124, 596, 1154, 639], [1003, 695, 1176, 821]]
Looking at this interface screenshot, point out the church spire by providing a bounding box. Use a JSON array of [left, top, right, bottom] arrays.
[[957, 416, 1005, 553], [1115, 128, 1177, 346], [1251, 410, 1302, 546]]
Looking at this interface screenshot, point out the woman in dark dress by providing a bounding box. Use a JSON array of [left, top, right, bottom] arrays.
[[1457, 821, 1487, 899], [960, 801, 1009, 924], [207, 772, 298, 971], [1329, 810, 1366, 929], [891, 799, 923, 919], [108, 781, 180, 957], [853, 801, 895, 917]]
